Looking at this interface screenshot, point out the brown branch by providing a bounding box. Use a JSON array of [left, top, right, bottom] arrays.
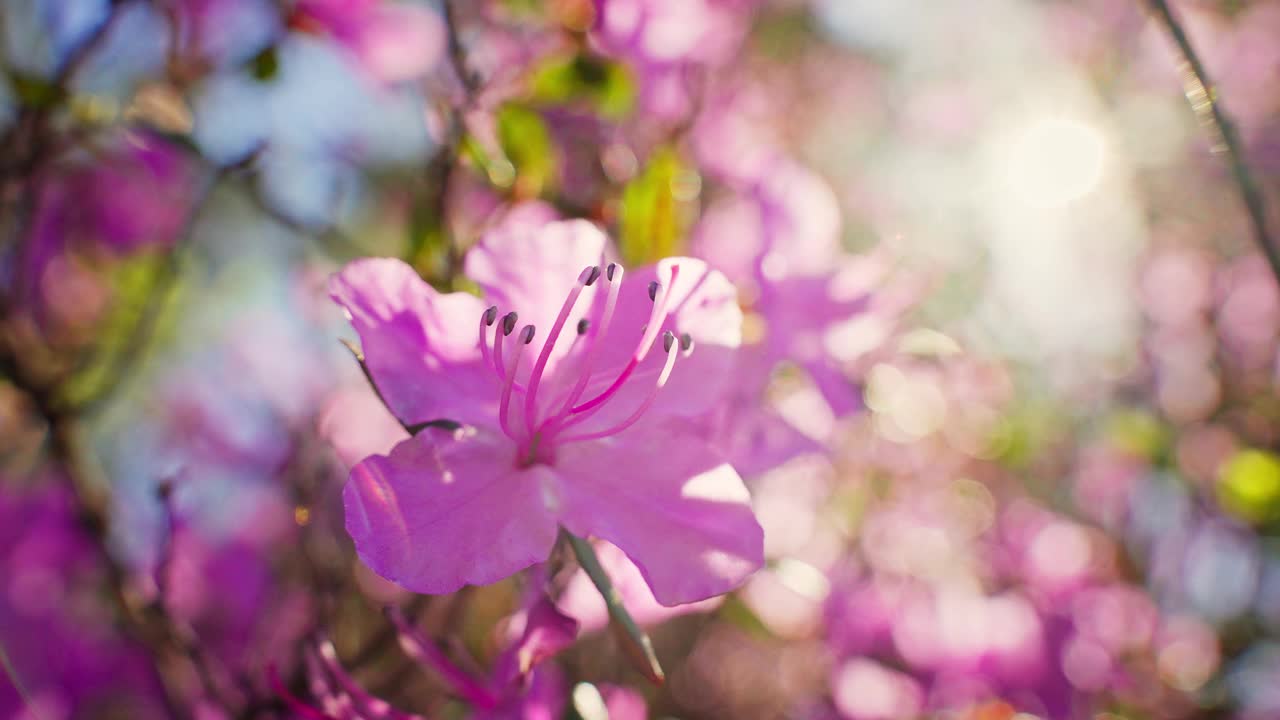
[[1145, 0, 1280, 287]]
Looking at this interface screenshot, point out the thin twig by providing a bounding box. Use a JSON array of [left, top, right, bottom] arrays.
[[1145, 0, 1280, 286], [442, 0, 481, 98]]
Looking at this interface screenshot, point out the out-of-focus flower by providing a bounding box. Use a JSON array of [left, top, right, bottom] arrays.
[[0, 481, 169, 719], [691, 157, 920, 475], [291, 0, 445, 85], [1, 0, 110, 79], [385, 593, 584, 719], [330, 218, 763, 605], [590, 0, 759, 118], [14, 132, 198, 326], [172, 0, 280, 69]]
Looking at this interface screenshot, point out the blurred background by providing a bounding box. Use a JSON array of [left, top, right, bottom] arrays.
[[3, 0, 1280, 718]]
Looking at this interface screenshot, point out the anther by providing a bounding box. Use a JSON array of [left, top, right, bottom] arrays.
[[520, 325, 537, 344], [502, 312, 518, 336], [581, 266, 602, 286], [606, 263, 618, 281], [648, 281, 660, 301], [483, 305, 498, 326], [662, 331, 675, 353], [577, 318, 591, 335], [680, 332, 693, 353]]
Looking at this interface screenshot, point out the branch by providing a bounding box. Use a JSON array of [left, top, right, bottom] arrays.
[[1145, 0, 1280, 286], [563, 531, 665, 685]]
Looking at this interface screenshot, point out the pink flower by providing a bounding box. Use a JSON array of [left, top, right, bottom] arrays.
[[330, 219, 763, 605], [292, 0, 444, 84], [591, 0, 759, 118]]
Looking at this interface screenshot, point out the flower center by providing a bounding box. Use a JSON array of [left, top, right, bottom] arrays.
[[476, 262, 693, 466]]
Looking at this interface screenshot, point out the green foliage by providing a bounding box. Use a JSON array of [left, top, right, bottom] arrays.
[[1105, 409, 1167, 460], [717, 593, 771, 639], [496, 104, 558, 199], [60, 252, 180, 408], [9, 72, 63, 108], [250, 46, 279, 81], [528, 52, 636, 119], [1218, 449, 1280, 525], [618, 147, 699, 266]]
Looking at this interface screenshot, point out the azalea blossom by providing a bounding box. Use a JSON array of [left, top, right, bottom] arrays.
[[330, 218, 763, 606]]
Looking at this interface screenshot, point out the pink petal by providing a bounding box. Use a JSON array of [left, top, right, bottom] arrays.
[[755, 162, 843, 274], [355, 3, 445, 83], [492, 595, 580, 688], [599, 684, 648, 720], [553, 426, 763, 606], [803, 359, 862, 418], [317, 385, 409, 467], [465, 218, 608, 340], [708, 402, 827, 478], [330, 258, 498, 429], [344, 429, 560, 594], [512, 595, 579, 670]]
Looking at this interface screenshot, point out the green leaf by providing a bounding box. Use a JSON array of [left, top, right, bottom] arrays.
[[618, 147, 698, 266], [10, 72, 64, 108], [496, 104, 558, 199], [528, 52, 636, 119], [717, 593, 771, 639], [59, 252, 180, 408], [249, 46, 279, 82]]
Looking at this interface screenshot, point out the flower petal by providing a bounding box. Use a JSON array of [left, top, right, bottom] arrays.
[[344, 429, 560, 594], [553, 427, 763, 606], [355, 2, 444, 83], [599, 685, 648, 720], [465, 217, 607, 338], [492, 594, 579, 689], [330, 257, 497, 429]]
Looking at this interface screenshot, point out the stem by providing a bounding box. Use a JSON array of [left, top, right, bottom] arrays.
[[1145, 0, 1280, 287], [562, 531, 665, 685]]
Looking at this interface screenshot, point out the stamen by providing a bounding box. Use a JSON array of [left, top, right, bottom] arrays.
[[493, 311, 518, 378], [478, 306, 498, 373], [569, 264, 680, 415], [634, 266, 679, 363], [555, 331, 680, 444], [680, 332, 693, 354], [523, 266, 596, 434], [498, 325, 536, 440], [577, 318, 591, 335], [543, 263, 625, 428]]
